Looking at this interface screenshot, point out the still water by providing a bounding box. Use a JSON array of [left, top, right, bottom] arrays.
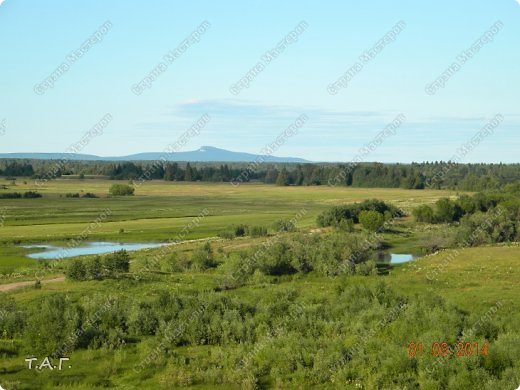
[[377, 252, 417, 264], [23, 242, 167, 259]]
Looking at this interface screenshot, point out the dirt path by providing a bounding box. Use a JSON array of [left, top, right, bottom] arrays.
[[0, 277, 65, 292]]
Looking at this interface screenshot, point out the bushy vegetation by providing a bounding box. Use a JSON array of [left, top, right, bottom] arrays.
[[359, 210, 386, 232], [218, 224, 269, 239], [220, 232, 380, 289], [412, 190, 520, 249], [2, 278, 518, 389], [109, 184, 135, 196], [0, 191, 42, 199], [317, 199, 402, 227], [65, 192, 98, 198], [65, 250, 130, 281]]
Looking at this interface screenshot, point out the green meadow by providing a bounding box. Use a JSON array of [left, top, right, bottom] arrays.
[[0, 179, 519, 389]]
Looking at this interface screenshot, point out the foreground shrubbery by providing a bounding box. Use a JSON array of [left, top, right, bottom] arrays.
[[2, 281, 517, 389]]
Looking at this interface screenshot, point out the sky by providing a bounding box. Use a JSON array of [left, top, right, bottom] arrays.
[[0, 0, 518, 163]]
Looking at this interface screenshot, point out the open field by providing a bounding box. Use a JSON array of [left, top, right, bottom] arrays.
[[0, 179, 458, 244]]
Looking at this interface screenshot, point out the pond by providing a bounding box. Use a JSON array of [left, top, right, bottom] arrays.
[[377, 252, 417, 264], [23, 242, 168, 259]]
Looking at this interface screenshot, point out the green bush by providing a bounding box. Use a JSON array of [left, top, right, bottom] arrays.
[[0, 192, 22, 199], [218, 230, 236, 240], [412, 204, 434, 223], [435, 197, 464, 223], [317, 199, 402, 227], [104, 250, 131, 275], [191, 242, 218, 271], [273, 219, 297, 232], [66, 259, 87, 281], [337, 218, 355, 232], [23, 191, 42, 198], [86, 256, 104, 280], [109, 184, 135, 196], [247, 225, 268, 237]]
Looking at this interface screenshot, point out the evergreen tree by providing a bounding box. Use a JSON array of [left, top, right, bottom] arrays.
[[276, 168, 289, 186]]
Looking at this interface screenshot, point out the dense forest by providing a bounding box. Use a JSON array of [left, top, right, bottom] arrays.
[[1, 159, 520, 191]]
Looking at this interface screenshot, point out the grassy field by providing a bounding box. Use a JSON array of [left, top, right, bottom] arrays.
[[0, 179, 457, 277], [0, 179, 458, 243], [1, 179, 518, 389]]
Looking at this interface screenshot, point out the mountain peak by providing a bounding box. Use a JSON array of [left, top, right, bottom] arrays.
[[197, 146, 219, 152]]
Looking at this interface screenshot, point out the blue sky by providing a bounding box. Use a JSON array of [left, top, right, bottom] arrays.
[[0, 0, 518, 162]]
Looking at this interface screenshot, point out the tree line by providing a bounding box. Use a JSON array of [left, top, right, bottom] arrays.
[[2, 159, 520, 191]]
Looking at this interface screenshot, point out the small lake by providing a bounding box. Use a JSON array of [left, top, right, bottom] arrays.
[[377, 252, 417, 264], [23, 242, 168, 259]]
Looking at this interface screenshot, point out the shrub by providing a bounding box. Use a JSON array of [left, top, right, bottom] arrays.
[[82, 192, 98, 198], [23, 191, 42, 198], [104, 250, 130, 276], [191, 242, 217, 271], [317, 199, 402, 227], [234, 224, 247, 237], [337, 218, 355, 232], [109, 184, 135, 196], [0, 192, 22, 199], [455, 208, 516, 247], [247, 225, 268, 237], [86, 256, 104, 280], [66, 259, 87, 281], [273, 219, 297, 232], [412, 204, 434, 223], [435, 197, 463, 223], [218, 230, 236, 240], [257, 241, 296, 276]]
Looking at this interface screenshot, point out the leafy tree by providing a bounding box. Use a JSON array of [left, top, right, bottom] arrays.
[[358, 210, 385, 232]]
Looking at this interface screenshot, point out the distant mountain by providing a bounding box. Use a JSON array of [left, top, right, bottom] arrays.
[[0, 146, 310, 163]]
